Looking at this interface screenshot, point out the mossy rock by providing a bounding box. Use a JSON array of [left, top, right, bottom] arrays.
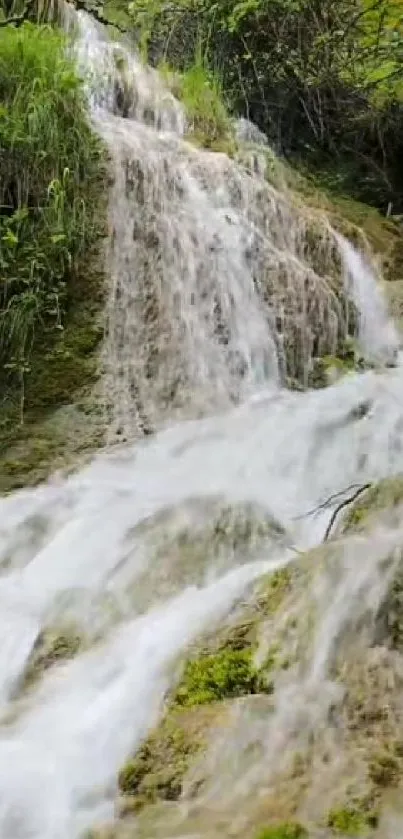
[[368, 750, 402, 788], [21, 625, 83, 690], [185, 130, 237, 156], [327, 805, 378, 836], [287, 166, 401, 273], [0, 255, 106, 493], [342, 477, 403, 533], [118, 705, 221, 809], [257, 567, 294, 615], [255, 824, 308, 839]]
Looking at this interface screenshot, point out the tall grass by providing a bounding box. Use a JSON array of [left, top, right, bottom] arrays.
[[180, 50, 230, 141], [0, 23, 104, 401]]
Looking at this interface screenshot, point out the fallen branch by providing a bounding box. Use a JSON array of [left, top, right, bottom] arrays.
[[324, 483, 371, 542], [294, 483, 364, 521]]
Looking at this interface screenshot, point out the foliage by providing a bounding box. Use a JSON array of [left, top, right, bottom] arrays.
[[173, 647, 264, 706], [0, 23, 104, 414], [178, 50, 230, 141], [128, 0, 403, 212]]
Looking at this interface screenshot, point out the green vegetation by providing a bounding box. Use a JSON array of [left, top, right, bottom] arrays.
[[129, 0, 403, 213], [118, 718, 199, 802], [342, 476, 403, 532], [0, 24, 104, 378], [0, 21, 106, 489], [179, 55, 230, 142], [368, 750, 401, 787], [256, 824, 308, 839], [117, 705, 223, 808], [173, 647, 266, 707], [159, 48, 232, 149], [258, 567, 293, 615], [22, 626, 83, 689], [327, 805, 378, 836]]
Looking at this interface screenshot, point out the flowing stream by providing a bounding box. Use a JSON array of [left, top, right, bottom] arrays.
[[0, 9, 402, 838]]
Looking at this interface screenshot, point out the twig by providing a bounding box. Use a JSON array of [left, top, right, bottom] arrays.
[[324, 483, 371, 542], [294, 483, 364, 521]]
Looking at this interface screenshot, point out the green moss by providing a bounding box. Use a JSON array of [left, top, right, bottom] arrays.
[[173, 647, 266, 707], [185, 130, 237, 156], [368, 751, 401, 787], [118, 711, 206, 805], [327, 806, 378, 836], [256, 823, 308, 839], [343, 477, 403, 533], [22, 626, 83, 689], [287, 165, 400, 266], [0, 254, 105, 493], [258, 567, 293, 615]]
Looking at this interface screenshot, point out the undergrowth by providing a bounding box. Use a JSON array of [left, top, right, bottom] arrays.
[[0, 23, 105, 418], [158, 46, 231, 146]]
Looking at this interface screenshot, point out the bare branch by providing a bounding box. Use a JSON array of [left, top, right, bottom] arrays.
[[324, 483, 371, 541]]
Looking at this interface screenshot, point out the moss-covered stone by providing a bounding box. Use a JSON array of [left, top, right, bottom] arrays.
[[342, 477, 403, 533], [185, 130, 237, 156], [118, 705, 220, 809], [255, 824, 308, 839], [368, 751, 401, 788], [327, 805, 378, 836], [22, 625, 83, 690], [257, 567, 293, 615], [0, 250, 106, 493]]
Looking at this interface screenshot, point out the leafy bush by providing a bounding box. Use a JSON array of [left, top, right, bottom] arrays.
[[0, 23, 104, 396], [173, 648, 265, 707], [129, 0, 403, 212]]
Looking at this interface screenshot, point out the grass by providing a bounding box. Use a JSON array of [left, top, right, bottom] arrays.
[[158, 46, 232, 145], [180, 55, 230, 141], [0, 22, 105, 417]]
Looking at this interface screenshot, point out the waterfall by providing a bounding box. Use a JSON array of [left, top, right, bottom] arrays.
[[1, 8, 403, 839], [337, 233, 400, 364], [66, 8, 375, 439]]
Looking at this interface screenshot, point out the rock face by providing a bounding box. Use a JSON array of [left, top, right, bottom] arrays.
[[96, 480, 403, 839]]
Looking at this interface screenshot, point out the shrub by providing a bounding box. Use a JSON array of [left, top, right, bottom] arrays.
[[173, 648, 265, 707], [0, 23, 104, 398]]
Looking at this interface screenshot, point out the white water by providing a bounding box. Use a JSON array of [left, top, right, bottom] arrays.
[[1, 8, 403, 838], [338, 234, 400, 364]]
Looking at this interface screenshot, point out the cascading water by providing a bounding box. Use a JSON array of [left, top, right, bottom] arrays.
[[1, 7, 403, 839]]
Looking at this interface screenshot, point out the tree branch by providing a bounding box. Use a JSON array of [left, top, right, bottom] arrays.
[[324, 483, 371, 541]]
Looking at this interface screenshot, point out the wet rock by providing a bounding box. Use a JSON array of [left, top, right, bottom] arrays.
[[234, 117, 268, 147]]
